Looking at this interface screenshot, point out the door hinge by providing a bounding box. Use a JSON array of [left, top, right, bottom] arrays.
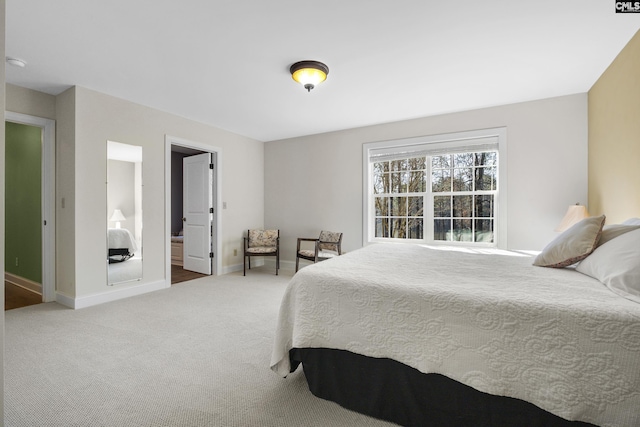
[[209, 207, 214, 214], [209, 163, 214, 170], [209, 252, 214, 258]]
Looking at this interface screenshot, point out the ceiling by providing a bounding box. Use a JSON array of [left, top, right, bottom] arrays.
[[5, 1, 640, 142]]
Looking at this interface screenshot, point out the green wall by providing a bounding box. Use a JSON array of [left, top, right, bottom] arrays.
[[5, 121, 42, 283]]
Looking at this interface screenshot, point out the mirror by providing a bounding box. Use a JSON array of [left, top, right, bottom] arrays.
[[107, 141, 143, 285]]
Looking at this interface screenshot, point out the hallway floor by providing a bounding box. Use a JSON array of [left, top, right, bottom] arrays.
[[5, 282, 42, 310], [171, 264, 208, 284]]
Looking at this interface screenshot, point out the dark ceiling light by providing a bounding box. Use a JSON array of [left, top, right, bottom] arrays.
[[290, 60, 329, 92]]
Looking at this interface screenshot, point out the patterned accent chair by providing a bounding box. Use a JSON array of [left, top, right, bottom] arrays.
[[295, 231, 343, 272], [244, 229, 280, 276]]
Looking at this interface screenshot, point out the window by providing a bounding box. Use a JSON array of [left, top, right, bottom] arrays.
[[373, 157, 426, 239], [363, 128, 507, 247]]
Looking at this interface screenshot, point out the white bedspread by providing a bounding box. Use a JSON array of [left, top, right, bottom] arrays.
[[271, 243, 640, 427], [108, 228, 139, 253]]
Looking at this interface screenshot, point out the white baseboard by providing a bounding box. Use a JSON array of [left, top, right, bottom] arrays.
[[223, 260, 297, 275], [57, 280, 169, 310], [5, 272, 42, 294], [265, 258, 298, 270], [55, 292, 76, 309], [222, 263, 245, 274], [264, 259, 297, 275], [223, 258, 268, 275]]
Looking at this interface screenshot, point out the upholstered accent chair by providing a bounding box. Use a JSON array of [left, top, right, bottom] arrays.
[[244, 229, 280, 276], [295, 230, 343, 272]]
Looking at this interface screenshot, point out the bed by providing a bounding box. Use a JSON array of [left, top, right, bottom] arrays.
[[270, 226, 640, 427], [108, 228, 139, 263]]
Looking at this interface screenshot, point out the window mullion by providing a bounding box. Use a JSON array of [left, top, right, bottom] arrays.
[[426, 157, 433, 243]]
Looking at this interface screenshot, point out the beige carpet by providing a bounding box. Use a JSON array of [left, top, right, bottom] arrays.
[[5, 268, 396, 427]]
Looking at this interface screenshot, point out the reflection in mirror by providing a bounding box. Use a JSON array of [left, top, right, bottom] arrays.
[[107, 141, 143, 285]]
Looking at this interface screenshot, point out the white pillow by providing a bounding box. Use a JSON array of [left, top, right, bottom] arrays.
[[533, 215, 605, 268], [598, 224, 640, 247], [622, 217, 640, 225], [576, 228, 640, 303]]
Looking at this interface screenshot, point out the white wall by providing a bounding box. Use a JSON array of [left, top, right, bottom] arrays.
[[265, 94, 588, 263], [55, 88, 77, 297], [58, 86, 264, 303], [6, 83, 56, 120]]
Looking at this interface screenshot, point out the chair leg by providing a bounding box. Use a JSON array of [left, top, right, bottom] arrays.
[[276, 254, 279, 275], [295, 256, 299, 273], [243, 254, 246, 276]]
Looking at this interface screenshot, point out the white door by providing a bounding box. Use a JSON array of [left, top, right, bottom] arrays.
[[183, 153, 213, 274]]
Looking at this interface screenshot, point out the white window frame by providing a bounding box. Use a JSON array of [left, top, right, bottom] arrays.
[[362, 127, 508, 248]]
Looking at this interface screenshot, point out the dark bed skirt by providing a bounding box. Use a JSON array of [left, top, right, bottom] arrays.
[[289, 348, 597, 427]]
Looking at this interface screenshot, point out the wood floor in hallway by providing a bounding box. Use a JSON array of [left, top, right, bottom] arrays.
[[5, 282, 42, 311], [171, 264, 208, 284]]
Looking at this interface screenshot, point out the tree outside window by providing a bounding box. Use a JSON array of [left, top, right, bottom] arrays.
[[373, 151, 497, 244]]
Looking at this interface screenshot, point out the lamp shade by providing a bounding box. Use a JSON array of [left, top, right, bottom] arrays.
[[555, 204, 589, 232], [110, 209, 126, 222], [290, 60, 329, 92]]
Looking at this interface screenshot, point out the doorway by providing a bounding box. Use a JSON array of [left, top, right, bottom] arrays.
[[165, 135, 222, 284], [4, 112, 55, 309]]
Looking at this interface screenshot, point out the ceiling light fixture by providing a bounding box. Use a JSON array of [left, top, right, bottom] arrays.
[[290, 60, 329, 92], [6, 56, 27, 68]]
